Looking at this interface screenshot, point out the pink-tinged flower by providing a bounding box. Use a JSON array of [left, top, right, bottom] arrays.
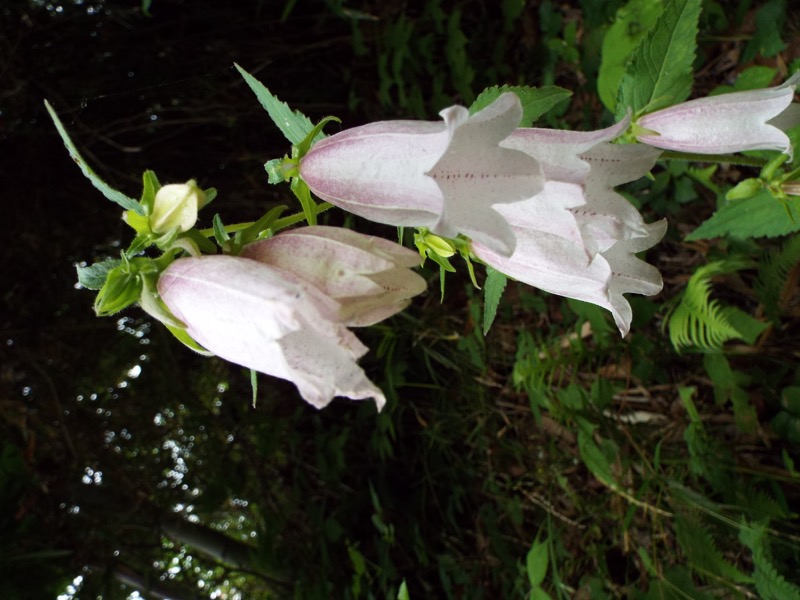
[[299, 93, 543, 256], [473, 121, 666, 336], [240, 226, 427, 326], [636, 73, 800, 155], [158, 255, 387, 410]]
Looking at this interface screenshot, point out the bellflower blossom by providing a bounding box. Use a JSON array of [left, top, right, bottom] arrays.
[[157, 228, 427, 410], [299, 93, 543, 256], [472, 119, 666, 336], [636, 73, 800, 155]]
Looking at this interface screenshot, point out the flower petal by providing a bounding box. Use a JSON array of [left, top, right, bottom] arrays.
[[428, 93, 544, 254]]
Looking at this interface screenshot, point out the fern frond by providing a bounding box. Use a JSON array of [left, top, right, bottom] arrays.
[[754, 234, 800, 324], [737, 487, 790, 522], [740, 521, 800, 600], [667, 258, 754, 352], [675, 511, 752, 585]]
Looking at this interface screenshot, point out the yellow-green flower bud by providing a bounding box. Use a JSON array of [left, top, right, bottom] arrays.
[[423, 233, 456, 258], [149, 180, 203, 235]]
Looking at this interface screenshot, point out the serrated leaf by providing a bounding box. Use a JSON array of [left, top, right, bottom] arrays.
[[482, 267, 507, 336], [45, 100, 143, 215], [616, 0, 701, 118], [741, 0, 787, 63], [77, 259, 122, 290], [470, 85, 571, 127], [234, 63, 316, 145], [597, 0, 664, 112], [526, 539, 548, 587], [687, 190, 800, 240]]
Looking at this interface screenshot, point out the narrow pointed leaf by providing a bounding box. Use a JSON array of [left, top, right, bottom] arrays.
[[234, 63, 316, 145], [45, 100, 143, 214]]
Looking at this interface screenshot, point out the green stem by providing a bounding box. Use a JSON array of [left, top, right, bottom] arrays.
[[659, 150, 767, 167], [197, 202, 333, 238]]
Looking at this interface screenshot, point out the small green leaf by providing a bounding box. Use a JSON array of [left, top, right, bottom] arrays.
[[77, 259, 121, 290], [597, 0, 664, 112], [482, 267, 507, 336], [616, 0, 702, 118], [212, 214, 230, 246], [234, 63, 316, 145], [741, 0, 787, 63], [470, 85, 572, 127], [687, 190, 800, 240], [397, 580, 410, 600], [250, 369, 258, 409], [526, 538, 549, 588], [45, 100, 143, 215]]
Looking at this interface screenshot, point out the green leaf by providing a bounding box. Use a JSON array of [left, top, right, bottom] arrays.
[[234, 63, 316, 145], [616, 0, 701, 118], [76, 259, 121, 291], [482, 267, 507, 336], [710, 65, 778, 96], [597, 0, 664, 112], [44, 100, 143, 215], [686, 190, 800, 240], [470, 85, 572, 127], [741, 0, 787, 63], [397, 580, 410, 600], [526, 538, 549, 588]]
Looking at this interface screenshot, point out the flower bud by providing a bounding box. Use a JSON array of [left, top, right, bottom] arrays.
[[150, 180, 203, 234]]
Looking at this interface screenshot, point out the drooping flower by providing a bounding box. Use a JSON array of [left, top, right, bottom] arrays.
[[299, 93, 543, 256], [157, 228, 427, 410], [150, 180, 203, 234], [240, 226, 427, 326], [472, 120, 666, 336], [636, 73, 800, 156]]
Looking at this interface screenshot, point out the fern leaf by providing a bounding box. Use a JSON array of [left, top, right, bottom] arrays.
[[740, 520, 800, 600], [667, 258, 757, 351], [675, 511, 752, 585], [754, 234, 800, 324]]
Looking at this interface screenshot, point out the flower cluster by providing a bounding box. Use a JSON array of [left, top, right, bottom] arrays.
[[301, 94, 667, 336], [65, 72, 799, 412]]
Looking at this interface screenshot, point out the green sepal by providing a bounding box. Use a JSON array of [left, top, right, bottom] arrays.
[[290, 178, 318, 226], [125, 234, 152, 258], [44, 100, 144, 215], [94, 262, 143, 316], [201, 187, 216, 208], [212, 213, 231, 251], [293, 115, 341, 159], [250, 370, 258, 409], [123, 209, 151, 235], [77, 259, 122, 291], [181, 229, 217, 255], [140, 170, 161, 213], [236, 205, 288, 247], [165, 324, 214, 356]]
